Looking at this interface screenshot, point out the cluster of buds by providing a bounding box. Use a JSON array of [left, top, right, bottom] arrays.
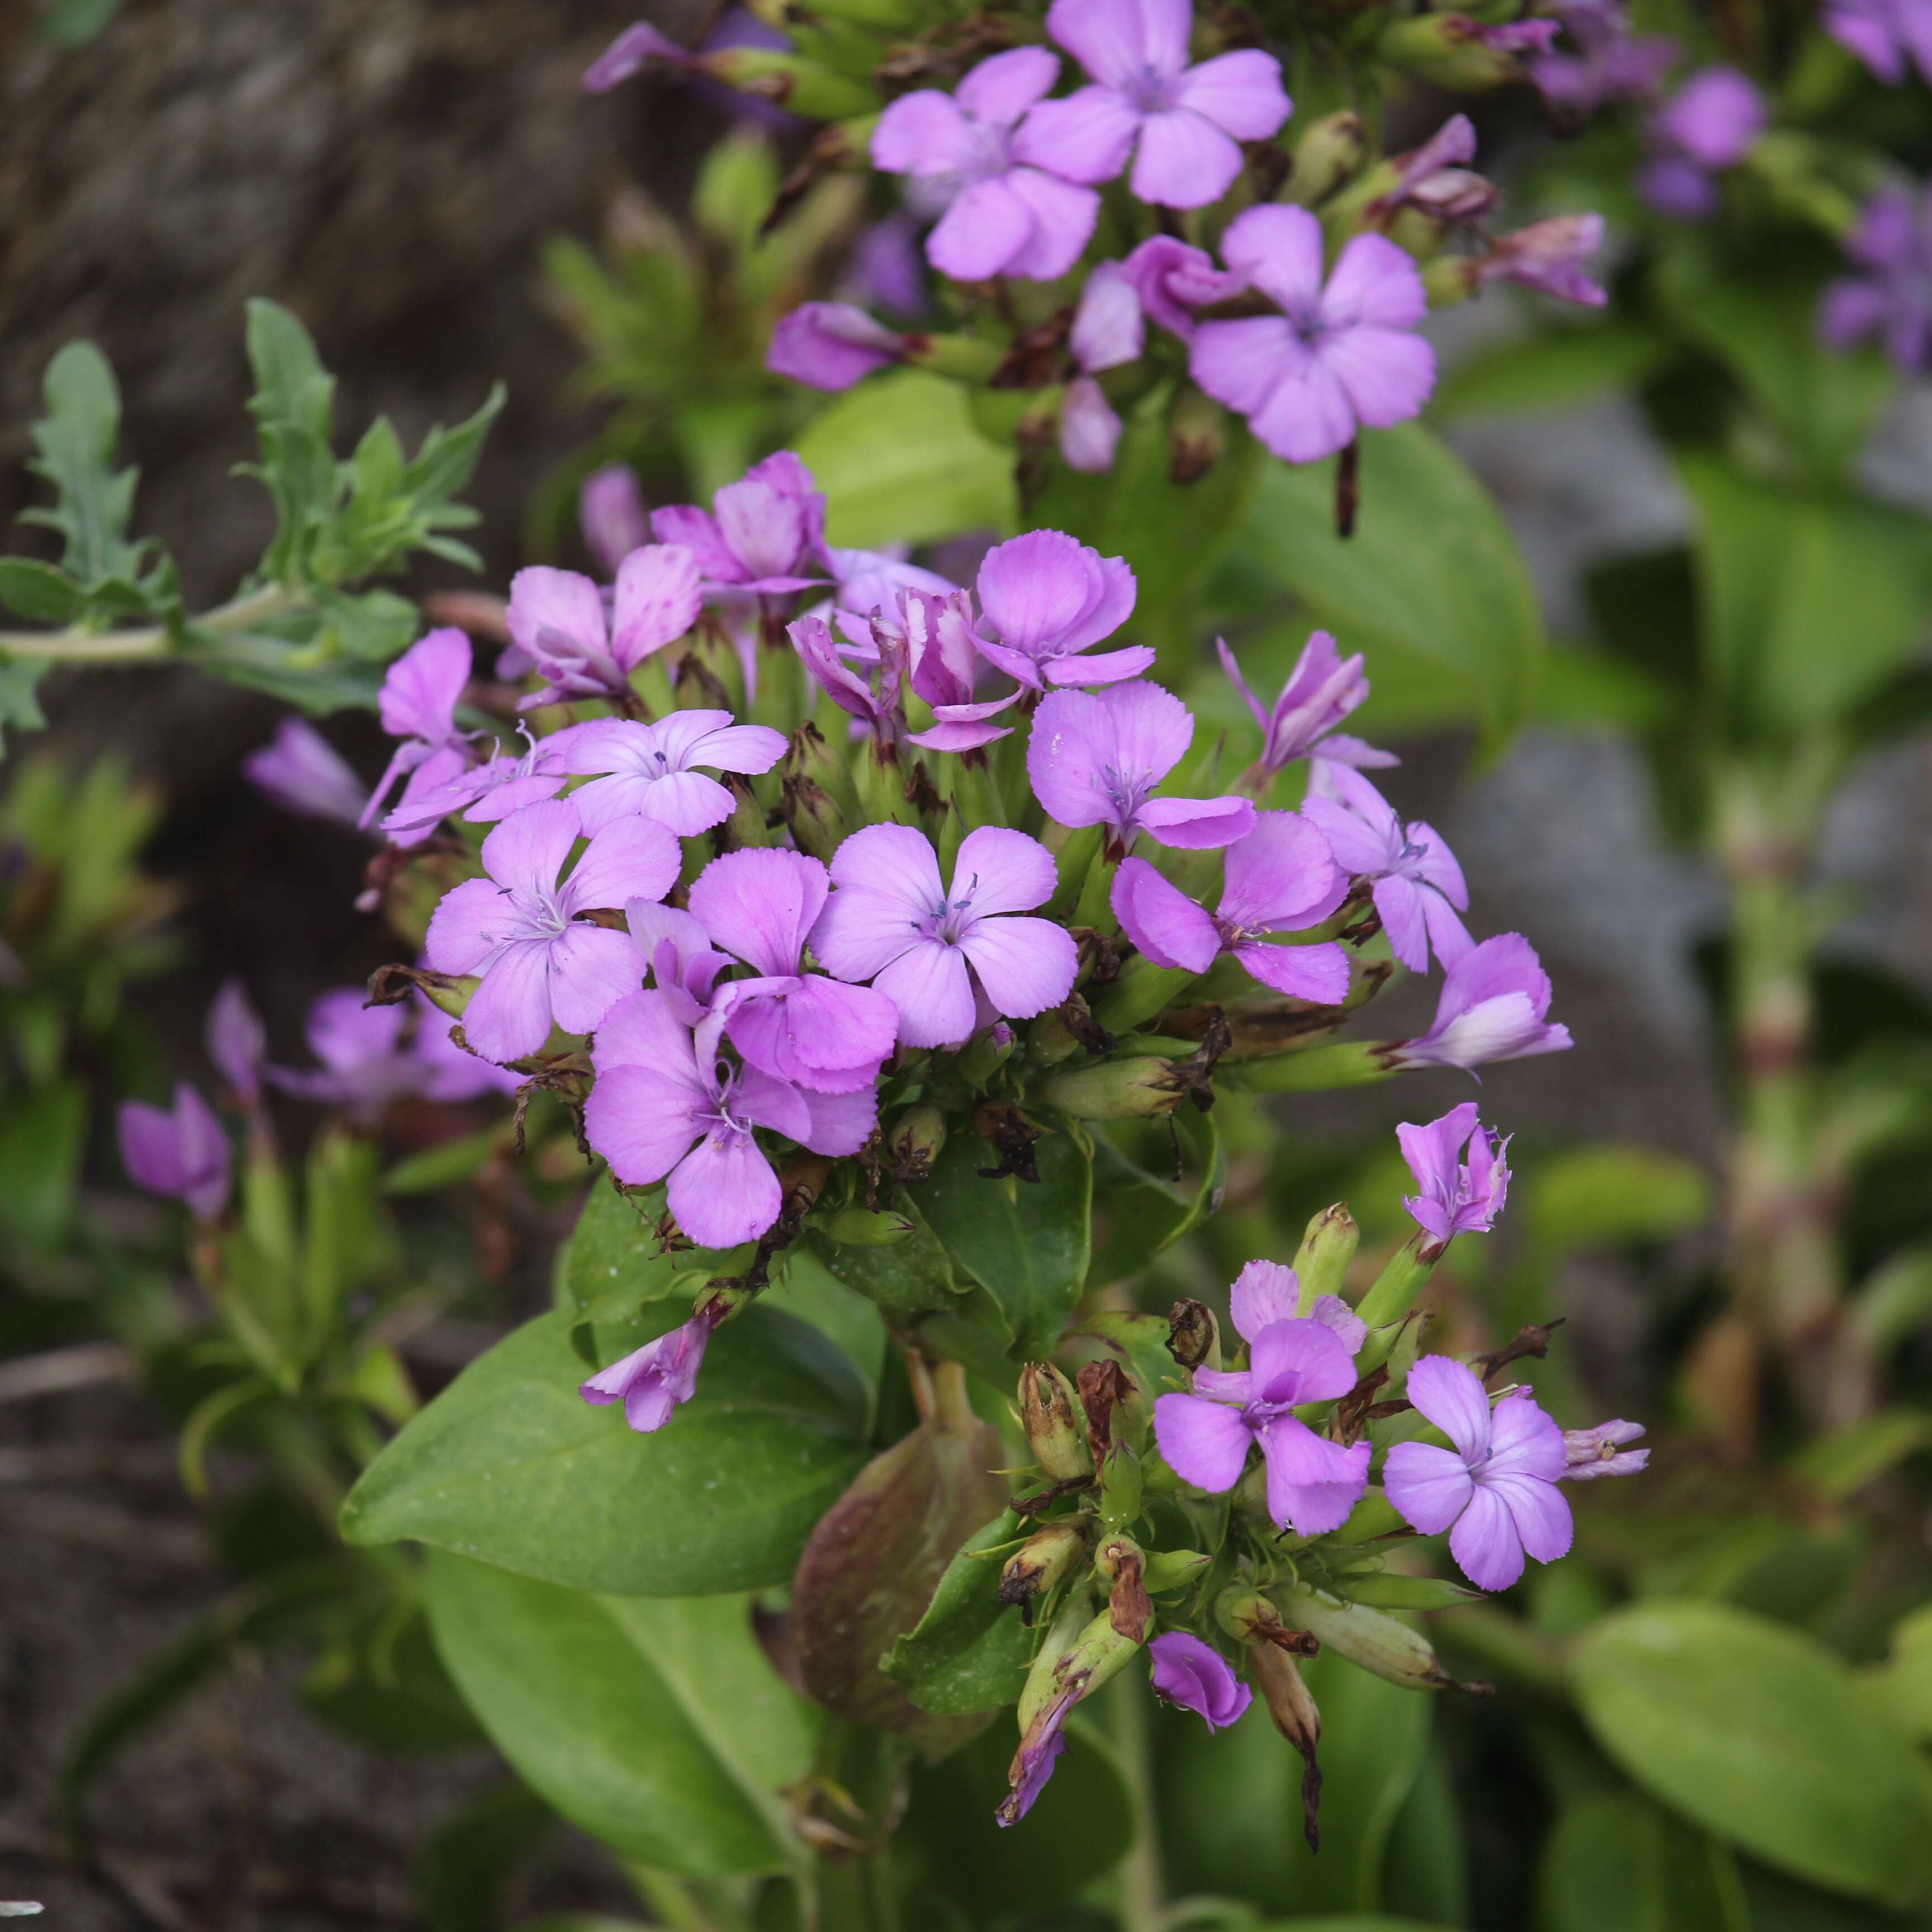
[[586, 0, 1612, 494]]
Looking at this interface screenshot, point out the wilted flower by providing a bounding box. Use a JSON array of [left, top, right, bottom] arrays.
[[1384, 1355, 1572, 1591], [1191, 206, 1436, 464], [1398, 1102, 1510, 1242], [580, 1301, 726, 1432], [506, 548, 703, 707], [1149, 1632, 1253, 1730], [871, 48, 1100, 282], [1473, 214, 1608, 307], [1119, 235, 1247, 340], [1561, 1419, 1651, 1481], [1016, 0, 1292, 209], [1382, 934, 1572, 1071], [118, 1083, 230, 1221], [970, 532, 1150, 690], [423, 799, 680, 1064]]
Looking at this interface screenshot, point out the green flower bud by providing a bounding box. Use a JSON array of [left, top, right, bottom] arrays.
[[958, 1025, 1019, 1085], [1273, 1584, 1485, 1692], [821, 1204, 916, 1246], [779, 724, 857, 861], [1376, 14, 1525, 90], [998, 1522, 1088, 1619], [1292, 1204, 1359, 1309], [902, 333, 1005, 383], [1223, 1041, 1389, 1094], [1036, 1057, 1186, 1120], [885, 1105, 946, 1182], [1285, 111, 1366, 206], [1019, 1363, 1093, 1484], [699, 48, 878, 119], [1097, 1441, 1143, 1534], [1021, 1606, 1145, 1729]]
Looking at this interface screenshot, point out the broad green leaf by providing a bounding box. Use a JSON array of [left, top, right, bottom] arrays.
[[557, 1180, 695, 1315], [1156, 1641, 1431, 1915], [1862, 1605, 1932, 1745], [897, 1710, 1134, 1915], [342, 1307, 871, 1595], [915, 1128, 1093, 1360], [419, 1783, 555, 1932], [1571, 1600, 1932, 1908], [1087, 1110, 1225, 1289], [1541, 1792, 1748, 1932], [1526, 1144, 1713, 1254], [884, 1510, 1033, 1716], [797, 370, 1016, 549], [1433, 320, 1673, 420], [423, 1552, 814, 1877], [1380, 1741, 1469, 1930], [1233, 422, 1543, 745], [806, 1187, 963, 1314]]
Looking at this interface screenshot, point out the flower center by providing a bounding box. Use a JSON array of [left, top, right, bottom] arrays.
[[921, 874, 980, 946], [1125, 64, 1178, 114]]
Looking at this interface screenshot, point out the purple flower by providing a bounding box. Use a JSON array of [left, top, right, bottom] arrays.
[[1120, 235, 1247, 340], [871, 48, 1101, 283], [1383, 933, 1573, 1072], [1527, 0, 1679, 114], [243, 719, 368, 830], [550, 711, 788, 836], [1561, 1419, 1650, 1481], [118, 1083, 230, 1221], [423, 799, 680, 1064], [1154, 1300, 1370, 1534], [1384, 1356, 1572, 1591], [267, 988, 517, 1125], [583, 20, 690, 93], [997, 1686, 1076, 1826], [505, 547, 703, 707], [1824, 0, 1932, 86], [626, 900, 731, 1026], [768, 303, 910, 392], [207, 979, 266, 1107], [1820, 187, 1932, 373], [791, 613, 902, 744], [875, 588, 1020, 752], [850, 214, 928, 318], [686, 847, 900, 1093], [1060, 263, 1143, 473], [1149, 1632, 1254, 1731], [1398, 1102, 1510, 1243], [810, 823, 1077, 1049], [580, 1301, 726, 1433], [1376, 115, 1498, 224], [1190, 206, 1436, 465], [1029, 682, 1257, 859], [583, 992, 873, 1248], [1217, 631, 1384, 782], [1111, 811, 1351, 1003], [1639, 68, 1765, 221], [970, 531, 1151, 690], [827, 546, 956, 626], [580, 465, 651, 577], [381, 724, 585, 838], [361, 628, 479, 845], [1474, 214, 1608, 307], [652, 453, 829, 596], [1228, 1257, 1367, 1354], [1015, 0, 1292, 210], [1301, 764, 1471, 974]]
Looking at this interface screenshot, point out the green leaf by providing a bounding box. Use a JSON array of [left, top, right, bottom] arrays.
[[1156, 1642, 1431, 1915], [419, 1783, 556, 1932], [341, 1308, 872, 1595], [1339, 1573, 1480, 1612], [37, 0, 122, 45], [0, 662, 48, 754], [1433, 320, 1673, 421], [1791, 1409, 1932, 1500], [797, 370, 1016, 550], [914, 1128, 1093, 1360], [245, 300, 339, 584], [300, 1599, 485, 1755], [897, 1711, 1135, 1916], [20, 340, 148, 588], [1232, 423, 1543, 746], [1087, 1110, 1225, 1289], [0, 1078, 87, 1247], [557, 1180, 694, 1314], [883, 1510, 1033, 1716], [1540, 1792, 1749, 1932], [1570, 1600, 1932, 1908], [1525, 1144, 1713, 1254], [423, 1552, 815, 1877], [806, 1188, 963, 1315], [1862, 1605, 1932, 1746], [0, 559, 84, 623], [382, 1126, 506, 1196]]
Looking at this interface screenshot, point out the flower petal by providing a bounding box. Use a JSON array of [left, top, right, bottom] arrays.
[[1449, 1483, 1525, 1592], [668, 1133, 784, 1249], [689, 846, 829, 977], [1259, 1419, 1370, 1535], [1229, 1258, 1299, 1341], [462, 939, 556, 1064], [1486, 1470, 1573, 1566], [952, 825, 1059, 915], [960, 915, 1079, 1021], [1404, 1354, 1493, 1461], [611, 544, 703, 666], [874, 940, 978, 1048], [583, 1062, 702, 1183], [1130, 110, 1244, 209], [1111, 858, 1219, 973], [1173, 48, 1291, 140], [1154, 1391, 1254, 1493], [1383, 1440, 1475, 1537]]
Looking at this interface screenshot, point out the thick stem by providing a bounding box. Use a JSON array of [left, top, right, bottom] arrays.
[[0, 583, 297, 663]]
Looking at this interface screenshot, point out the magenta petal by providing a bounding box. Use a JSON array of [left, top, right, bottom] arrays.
[[689, 847, 828, 977], [1013, 84, 1141, 183], [667, 1133, 784, 1249], [1488, 1470, 1573, 1566], [1233, 940, 1351, 1004], [1130, 110, 1244, 209], [1404, 1355, 1493, 1461], [1137, 794, 1257, 850], [1173, 48, 1291, 140], [1149, 1631, 1253, 1731], [1259, 1419, 1371, 1535], [1228, 1259, 1300, 1341], [1153, 1391, 1254, 1493], [584, 1069, 704, 1185], [960, 915, 1079, 1021], [1111, 858, 1219, 973]]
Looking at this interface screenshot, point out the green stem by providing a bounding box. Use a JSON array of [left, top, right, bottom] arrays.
[[1107, 1673, 1165, 1932], [0, 583, 297, 664]]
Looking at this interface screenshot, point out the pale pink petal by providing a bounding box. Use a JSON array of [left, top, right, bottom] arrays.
[[1248, 351, 1359, 463], [1154, 1391, 1254, 1493], [1219, 809, 1349, 931], [481, 797, 581, 893], [1111, 858, 1219, 972], [929, 176, 1034, 282], [583, 1062, 703, 1182], [1449, 1484, 1524, 1592], [1322, 326, 1436, 432], [1044, 0, 1156, 88], [730, 1064, 815, 1144], [827, 822, 945, 915], [1320, 233, 1429, 330], [955, 43, 1062, 125], [1260, 1420, 1371, 1535], [1014, 86, 1142, 183], [462, 939, 556, 1064], [1040, 644, 1157, 686], [960, 915, 1079, 1020], [1137, 794, 1257, 849], [667, 1134, 784, 1249], [1000, 168, 1104, 281], [1404, 1354, 1493, 1461], [611, 545, 703, 667], [953, 825, 1059, 916], [648, 505, 742, 582], [1173, 48, 1291, 139], [591, 987, 699, 1076], [379, 627, 471, 742], [874, 941, 977, 1048], [1488, 1471, 1573, 1566], [631, 770, 738, 837], [1057, 555, 1139, 654], [1309, 1294, 1367, 1356], [1384, 1440, 1475, 1537], [1190, 316, 1298, 416], [1376, 875, 1430, 974], [796, 1084, 880, 1158], [562, 815, 681, 915], [1219, 203, 1327, 315], [547, 925, 643, 1035], [1249, 1316, 1358, 1404], [425, 877, 517, 975], [980, 534, 1107, 657], [1231, 937, 1351, 1002], [505, 567, 607, 661], [1229, 1258, 1299, 1341], [1060, 376, 1124, 473], [872, 89, 975, 176], [1130, 111, 1244, 209], [689, 847, 829, 976]]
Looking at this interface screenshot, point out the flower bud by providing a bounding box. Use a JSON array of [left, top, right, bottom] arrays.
[[1273, 1584, 1485, 1693], [1017, 1589, 1095, 1732], [698, 48, 877, 119], [1292, 1204, 1359, 1310], [1019, 1363, 1093, 1484], [1168, 385, 1227, 485], [1097, 1441, 1143, 1534], [820, 1204, 916, 1246], [958, 1024, 1018, 1085], [780, 722, 858, 861], [1096, 1536, 1153, 1642], [1226, 1041, 1388, 1093], [1036, 1057, 1186, 1121], [885, 1105, 946, 1182], [998, 1522, 1088, 1620], [1246, 1643, 1323, 1851], [1285, 111, 1366, 206], [1376, 13, 1525, 89], [902, 333, 1005, 383], [1167, 1299, 1220, 1372]]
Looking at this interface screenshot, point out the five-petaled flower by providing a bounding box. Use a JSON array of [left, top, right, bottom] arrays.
[[1384, 1355, 1573, 1591], [970, 531, 1150, 690], [811, 823, 1078, 1049], [1398, 1102, 1510, 1243], [552, 712, 788, 836], [423, 798, 681, 1064]]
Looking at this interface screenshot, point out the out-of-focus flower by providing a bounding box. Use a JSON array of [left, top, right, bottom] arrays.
[[244, 719, 367, 830], [1822, 0, 1932, 87], [1561, 1419, 1650, 1481], [580, 466, 651, 577], [118, 1083, 230, 1221], [207, 979, 266, 1107], [1527, 0, 1679, 113], [767, 304, 910, 392], [871, 48, 1101, 282], [1820, 185, 1932, 372], [1638, 68, 1765, 221], [1016, 0, 1292, 209], [1191, 205, 1435, 463], [1472, 214, 1609, 307]]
